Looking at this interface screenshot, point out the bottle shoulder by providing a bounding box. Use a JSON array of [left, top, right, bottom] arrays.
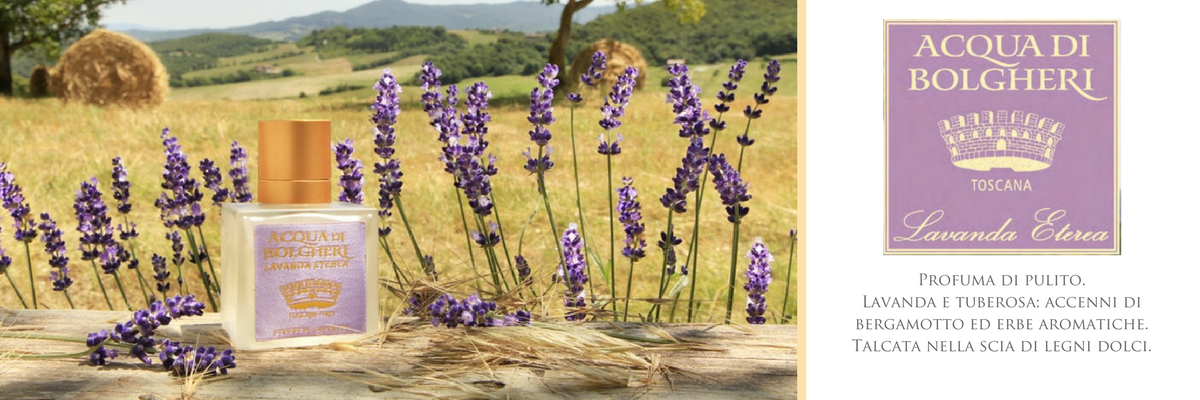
[[222, 202, 378, 220]]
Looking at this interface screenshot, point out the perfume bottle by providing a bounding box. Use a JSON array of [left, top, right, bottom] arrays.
[[221, 120, 379, 350]]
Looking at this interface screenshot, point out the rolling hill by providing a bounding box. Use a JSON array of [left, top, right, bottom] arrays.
[[116, 0, 618, 42]]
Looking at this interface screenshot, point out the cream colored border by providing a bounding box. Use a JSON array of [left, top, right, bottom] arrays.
[[882, 20, 1120, 255]]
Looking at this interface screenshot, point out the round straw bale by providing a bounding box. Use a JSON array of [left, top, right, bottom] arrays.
[[567, 39, 648, 91], [29, 65, 52, 97], [55, 29, 169, 108]]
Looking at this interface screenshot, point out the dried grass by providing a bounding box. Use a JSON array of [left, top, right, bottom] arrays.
[[330, 319, 715, 397], [567, 39, 650, 90], [55, 29, 169, 109]]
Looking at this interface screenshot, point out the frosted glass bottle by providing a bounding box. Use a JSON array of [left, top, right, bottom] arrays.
[[220, 120, 379, 350]]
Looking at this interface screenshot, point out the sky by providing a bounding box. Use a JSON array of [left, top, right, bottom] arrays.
[[102, 0, 619, 30]]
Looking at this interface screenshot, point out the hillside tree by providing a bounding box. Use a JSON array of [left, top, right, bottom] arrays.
[[543, 0, 704, 83], [1, 0, 123, 96]]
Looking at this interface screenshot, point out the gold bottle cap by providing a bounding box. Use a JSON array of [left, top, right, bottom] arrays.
[[258, 119, 331, 204]]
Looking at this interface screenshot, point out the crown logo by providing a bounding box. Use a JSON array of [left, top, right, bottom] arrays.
[[938, 110, 1064, 172], [280, 278, 342, 310]]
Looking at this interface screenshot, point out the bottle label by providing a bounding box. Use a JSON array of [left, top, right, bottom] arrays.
[[254, 221, 367, 341]]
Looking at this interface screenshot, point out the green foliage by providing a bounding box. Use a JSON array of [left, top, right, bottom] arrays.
[[169, 68, 289, 88], [298, 26, 465, 59], [318, 83, 365, 96], [568, 0, 796, 66], [418, 36, 551, 85], [150, 33, 278, 76]]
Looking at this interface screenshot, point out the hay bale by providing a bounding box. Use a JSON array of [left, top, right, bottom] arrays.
[[29, 65, 52, 97], [55, 29, 169, 108], [567, 39, 649, 91]]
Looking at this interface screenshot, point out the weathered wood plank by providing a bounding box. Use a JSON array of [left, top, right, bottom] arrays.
[[0, 310, 796, 399]]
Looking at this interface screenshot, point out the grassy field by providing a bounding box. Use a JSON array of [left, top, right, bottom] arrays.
[[0, 60, 797, 325]]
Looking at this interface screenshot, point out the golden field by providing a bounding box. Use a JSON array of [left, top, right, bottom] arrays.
[[0, 70, 797, 324]]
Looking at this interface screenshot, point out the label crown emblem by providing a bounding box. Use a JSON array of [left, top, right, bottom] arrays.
[[939, 110, 1064, 172]]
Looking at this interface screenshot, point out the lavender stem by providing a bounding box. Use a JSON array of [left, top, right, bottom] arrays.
[[88, 259, 114, 310]]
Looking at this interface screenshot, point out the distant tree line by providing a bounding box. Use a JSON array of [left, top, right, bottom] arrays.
[[419, 36, 551, 84], [150, 33, 278, 75], [567, 0, 797, 66], [169, 68, 295, 88], [298, 26, 466, 58]]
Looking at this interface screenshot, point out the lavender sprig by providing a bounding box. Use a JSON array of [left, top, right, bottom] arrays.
[[428, 293, 530, 328], [198, 158, 229, 206], [155, 128, 220, 310], [558, 223, 588, 321], [229, 141, 253, 203], [598, 66, 638, 319], [333, 139, 365, 205], [744, 239, 773, 325], [710, 153, 752, 324], [372, 68, 430, 280], [74, 177, 118, 310], [617, 177, 645, 321], [151, 253, 170, 299], [735, 59, 782, 169], [112, 157, 153, 307], [526, 64, 569, 296], [0, 162, 38, 309], [85, 295, 233, 376], [683, 60, 748, 322], [37, 213, 73, 308]]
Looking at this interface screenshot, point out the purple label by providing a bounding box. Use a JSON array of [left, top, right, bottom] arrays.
[[885, 21, 1119, 254], [254, 221, 367, 340]]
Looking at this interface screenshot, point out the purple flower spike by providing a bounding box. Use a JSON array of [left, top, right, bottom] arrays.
[[86, 295, 231, 374], [515, 254, 531, 285], [557, 223, 588, 321], [470, 221, 501, 247], [333, 139, 365, 205], [199, 158, 230, 206], [38, 213, 72, 291], [616, 177, 646, 261], [443, 81, 498, 217], [744, 238, 773, 325], [566, 93, 582, 103], [0, 162, 38, 243], [154, 128, 205, 230], [111, 157, 133, 215], [522, 147, 554, 174], [665, 64, 712, 139], [74, 177, 119, 264], [712, 59, 748, 129], [740, 60, 782, 144], [229, 141, 252, 203], [151, 253, 170, 295], [708, 154, 752, 223], [526, 64, 559, 163], [581, 51, 607, 87], [372, 68, 405, 236], [0, 239, 10, 275], [598, 66, 637, 155], [659, 137, 710, 214]]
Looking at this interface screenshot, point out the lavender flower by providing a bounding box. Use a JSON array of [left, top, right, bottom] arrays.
[[557, 223, 588, 321], [522, 147, 554, 174], [228, 141, 253, 203], [167, 231, 184, 268], [198, 158, 229, 206], [0, 241, 9, 275], [427, 293, 528, 328], [333, 139, 365, 204], [526, 64, 558, 149], [151, 253, 170, 295], [446, 81, 497, 216], [708, 154, 752, 222], [38, 213, 71, 291], [740, 60, 782, 146], [470, 221, 500, 247], [665, 64, 712, 139], [616, 178, 646, 260], [744, 239, 773, 324], [154, 128, 205, 230], [711, 59, 747, 131], [657, 230, 682, 275], [372, 68, 404, 235], [74, 177, 115, 262], [597, 66, 637, 155], [515, 254, 531, 285], [86, 295, 224, 375], [659, 137, 710, 213], [568, 51, 607, 103], [111, 157, 133, 215], [0, 162, 38, 243]]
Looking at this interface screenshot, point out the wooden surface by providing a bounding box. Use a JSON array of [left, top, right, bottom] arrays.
[[0, 310, 797, 399]]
